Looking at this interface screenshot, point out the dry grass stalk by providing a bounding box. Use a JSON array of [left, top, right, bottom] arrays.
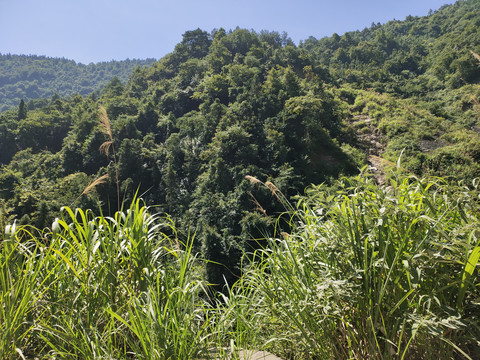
[[247, 191, 267, 217], [245, 175, 261, 185], [471, 50, 480, 63], [98, 106, 113, 156], [98, 105, 113, 140], [81, 174, 109, 196], [97, 105, 120, 211]]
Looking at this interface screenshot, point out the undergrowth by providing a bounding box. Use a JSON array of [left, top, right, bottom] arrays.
[[1, 169, 479, 359]]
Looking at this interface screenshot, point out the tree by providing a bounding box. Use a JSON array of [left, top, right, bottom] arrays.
[[18, 99, 27, 120], [178, 28, 212, 59]]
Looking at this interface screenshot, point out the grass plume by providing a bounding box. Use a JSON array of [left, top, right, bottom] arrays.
[[98, 105, 113, 141], [81, 174, 109, 196], [98, 105, 120, 212], [471, 50, 480, 63]]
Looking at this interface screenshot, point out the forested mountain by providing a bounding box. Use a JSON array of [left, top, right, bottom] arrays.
[[299, 0, 480, 182], [301, 0, 480, 95], [0, 0, 479, 287], [0, 55, 156, 111]]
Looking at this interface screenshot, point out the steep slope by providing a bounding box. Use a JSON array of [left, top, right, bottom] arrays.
[[301, 0, 480, 182]]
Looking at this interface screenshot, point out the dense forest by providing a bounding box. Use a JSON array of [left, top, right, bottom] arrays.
[[0, 55, 156, 111], [1, 0, 479, 358]]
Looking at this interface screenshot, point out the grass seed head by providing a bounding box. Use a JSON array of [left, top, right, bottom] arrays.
[[81, 174, 109, 195], [265, 181, 279, 195], [245, 175, 262, 185], [99, 140, 113, 156], [98, 105, 113, 141]]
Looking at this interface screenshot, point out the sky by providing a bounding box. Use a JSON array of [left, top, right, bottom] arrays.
[[0, 0, 457, 65]]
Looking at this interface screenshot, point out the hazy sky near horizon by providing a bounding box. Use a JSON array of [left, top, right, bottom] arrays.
[[1, 0, 456, 64]]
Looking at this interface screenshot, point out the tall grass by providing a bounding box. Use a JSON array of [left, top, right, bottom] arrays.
[[0, 224, 51, 359], [234, 168, 480, 359], [1, 171, 479, 359], [1, 198, 216, 359]]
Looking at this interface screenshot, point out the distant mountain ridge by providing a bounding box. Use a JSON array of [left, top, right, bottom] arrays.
[[0, 54, 156, 111]]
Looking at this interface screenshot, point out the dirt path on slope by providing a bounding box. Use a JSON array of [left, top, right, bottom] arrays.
[[349, 114, 387, 185]]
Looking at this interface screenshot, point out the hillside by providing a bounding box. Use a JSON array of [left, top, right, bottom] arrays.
[[0, 54, 156, 111], [301, 0, 480, 181], [301, 0, 480, 95], [1, 1, 480, 358], [0, 0, 479, 289]]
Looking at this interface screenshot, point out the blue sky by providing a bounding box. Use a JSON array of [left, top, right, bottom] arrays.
[[0, 0, 456, 64]]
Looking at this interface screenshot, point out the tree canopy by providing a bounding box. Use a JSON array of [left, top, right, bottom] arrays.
[[0, 55, 156, 111], [1, 1, 480, 287]]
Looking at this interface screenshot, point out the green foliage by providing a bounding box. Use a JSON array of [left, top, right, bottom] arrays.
[[1, 224, 48, 358], [0, 198, 217, 359], [0, 54, 156, 111], [1, 175, 479, 358], [17, 99, 27, 120], [301, 0, 480, 95], [1, 1, 480, 322], [231, 170, 480, 359]]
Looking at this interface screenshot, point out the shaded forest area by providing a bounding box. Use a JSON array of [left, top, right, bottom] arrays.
[[1, 0, 479, 287]]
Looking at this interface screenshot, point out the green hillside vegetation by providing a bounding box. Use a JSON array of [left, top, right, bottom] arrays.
[[301, 0, 480, 94], [0, 28, 365, 287], [0, 0, 479, 358], [0, 54, 156, 111]]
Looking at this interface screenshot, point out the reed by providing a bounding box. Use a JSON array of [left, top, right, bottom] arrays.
[[234, 167, 480, 359], [98, 105, 120, 212], [1, 197, 220, 359], [1, 170, 478, 359]]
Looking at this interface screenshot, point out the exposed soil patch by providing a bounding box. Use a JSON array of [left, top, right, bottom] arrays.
[[349, 115, 387, 184], [419, 139, 448, 152]]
